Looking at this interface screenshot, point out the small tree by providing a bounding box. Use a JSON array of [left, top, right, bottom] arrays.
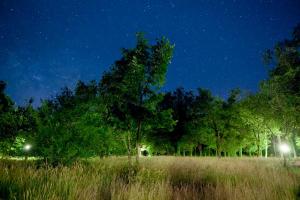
[[0, 81, 38, 157], [0, 81, 17, 144], [192, 89, 242, 157]]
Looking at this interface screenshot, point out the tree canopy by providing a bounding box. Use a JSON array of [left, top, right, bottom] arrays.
[[0, 26, 299, 164]]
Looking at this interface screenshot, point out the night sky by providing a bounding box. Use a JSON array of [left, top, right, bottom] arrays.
[[1, 0, 300, 106]]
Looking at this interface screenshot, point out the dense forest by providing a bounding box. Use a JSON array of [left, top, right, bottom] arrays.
[[0, 26, 299, 166]]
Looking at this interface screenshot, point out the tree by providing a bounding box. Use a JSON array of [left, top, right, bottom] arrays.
[[34, 85, 120, 165], [192, 89, 242, 157], [261, 24, 300, 157], [0, 81, 17, 144], [156, 88, 195, 155], [99, 33, 174, 164], [0, 81, 38, 157], [75, 80, 97, 102]]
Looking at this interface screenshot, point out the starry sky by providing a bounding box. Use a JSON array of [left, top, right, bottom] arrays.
[[1, 0, 300, 106]]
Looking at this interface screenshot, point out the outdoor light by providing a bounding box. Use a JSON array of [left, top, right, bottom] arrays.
[[140, 145, 150, 156], [279, 143, 290, 154], [140, 145, 147, 152], [24, 144, 32, 151], [279, 143, 290, 167]]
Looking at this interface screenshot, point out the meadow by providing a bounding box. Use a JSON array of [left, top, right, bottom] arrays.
[[0, 157, 299, 200]]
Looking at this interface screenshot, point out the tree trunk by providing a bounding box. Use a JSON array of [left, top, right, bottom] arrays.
[[136, 120, 142, 165], [127, 136, 132, 166], [123, 133, 132, 166], [257, 132, 261, 157], [177, 146, 181, 156], [239, 147, 243, 157], [259, 149, 263, 157], [291, 132, 297, 158], [290, 141, 297, 158], [272, 137, 277, 157], [265, 140, 268, 158], [218, 147, 221, 158], [212, 121, 222, 158], [215, 130, 222, 158], [277, 135, 283, 158]]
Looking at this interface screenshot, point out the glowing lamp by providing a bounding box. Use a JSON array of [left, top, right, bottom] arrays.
[[24, 144, 32, 151], [279, 143, 290, 154]]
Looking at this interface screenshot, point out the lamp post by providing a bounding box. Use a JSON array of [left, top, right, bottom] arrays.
[[23, 144, 32, 161], [279, 143, 290, 167]]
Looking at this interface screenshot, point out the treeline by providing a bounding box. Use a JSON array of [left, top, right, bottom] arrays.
[[0, 26, 299, 165]]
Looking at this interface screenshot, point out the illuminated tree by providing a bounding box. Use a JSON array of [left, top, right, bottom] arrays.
[[261, 24, 300, 157]]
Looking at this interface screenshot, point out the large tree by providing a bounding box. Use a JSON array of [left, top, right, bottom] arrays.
[[262, 24, 300, 157], [99, 33, 174, 164]]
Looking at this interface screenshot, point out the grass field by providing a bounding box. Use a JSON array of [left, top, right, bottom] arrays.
[[0, 157, 299, 200]]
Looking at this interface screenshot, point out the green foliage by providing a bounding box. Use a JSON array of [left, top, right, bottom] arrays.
[[0, 81, 17, 142], [1, 26, 300, 162], [260, 23, 300, 156], [99, 33, 175, 163], [9, 136, 26, 156], [0, 81, 38, 156], [35, 91, 126, 165]]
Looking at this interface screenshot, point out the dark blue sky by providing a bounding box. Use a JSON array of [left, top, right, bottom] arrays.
[[1, 0, 300, 106]]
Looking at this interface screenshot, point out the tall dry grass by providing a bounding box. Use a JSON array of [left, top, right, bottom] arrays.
[[0, 157, 299, 200]]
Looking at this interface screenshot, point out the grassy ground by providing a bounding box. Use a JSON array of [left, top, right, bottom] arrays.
[[0, 156, 299, 200]]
